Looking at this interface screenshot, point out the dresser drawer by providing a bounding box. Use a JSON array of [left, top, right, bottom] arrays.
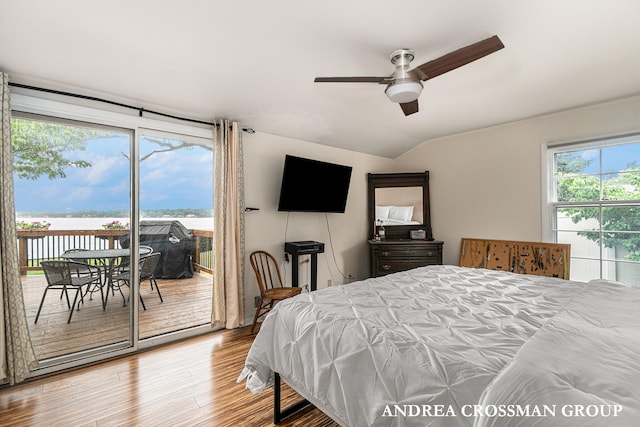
[[376, 246, 440, 259], [369, 240, 444, 278], [375, 258, 441, 276]]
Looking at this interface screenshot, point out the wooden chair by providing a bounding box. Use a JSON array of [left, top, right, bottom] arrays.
[[36, 260, 102, 323], [249, 250, 302, 333]]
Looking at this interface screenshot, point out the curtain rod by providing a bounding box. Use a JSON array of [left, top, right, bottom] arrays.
[[8, 82, 255, 134]]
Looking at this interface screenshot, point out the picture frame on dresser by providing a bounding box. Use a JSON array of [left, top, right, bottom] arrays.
[[367, 171, 444, 277]]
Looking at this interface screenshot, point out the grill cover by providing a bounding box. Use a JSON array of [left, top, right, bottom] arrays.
[[119, 220, 195, 279]]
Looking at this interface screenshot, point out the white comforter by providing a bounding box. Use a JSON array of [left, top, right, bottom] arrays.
[[238, 265, 640, 426]]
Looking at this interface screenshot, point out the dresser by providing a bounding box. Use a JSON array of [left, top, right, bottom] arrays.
[[367, 171, 443, 278], [369, 239, 444, 277]]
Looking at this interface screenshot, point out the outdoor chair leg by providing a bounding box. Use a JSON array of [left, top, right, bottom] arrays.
[[35, 287, 51, 324], [62, 285, 71, 309], [152, 278, 163, 303], [67, 289, 81, 323]]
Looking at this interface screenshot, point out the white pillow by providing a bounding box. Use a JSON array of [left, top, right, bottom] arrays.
[[389, 205, 414, 222], [375, 205, 391, 221]]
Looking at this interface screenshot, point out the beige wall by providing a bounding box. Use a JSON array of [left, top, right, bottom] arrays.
[[395, 95, 640, 265], [243, 132, 393, 323]]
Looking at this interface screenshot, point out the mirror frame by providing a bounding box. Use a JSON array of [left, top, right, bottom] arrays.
[[367, 171, 433, 240]]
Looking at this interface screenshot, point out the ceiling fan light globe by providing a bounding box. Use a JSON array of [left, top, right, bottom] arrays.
[[385, 81, 423, 103]]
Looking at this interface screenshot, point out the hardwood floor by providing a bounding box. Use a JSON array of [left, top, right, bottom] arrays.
[[0, 327, 338, 426], [21, 272, 213, 360]]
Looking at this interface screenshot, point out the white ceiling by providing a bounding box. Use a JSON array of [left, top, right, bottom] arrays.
[[1, 1, 640, 158]]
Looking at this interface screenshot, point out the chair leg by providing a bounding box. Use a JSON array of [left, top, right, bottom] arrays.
[[139, 294, 147, 311], [62, 285, 71, 309], [35, 287, 51, 324], [251, 297, 264, 334], [67, 288, 81, 323], [151, 278, 163, 303]]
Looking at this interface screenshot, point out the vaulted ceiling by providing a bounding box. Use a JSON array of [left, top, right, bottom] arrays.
[[1, 1, 640, 158]]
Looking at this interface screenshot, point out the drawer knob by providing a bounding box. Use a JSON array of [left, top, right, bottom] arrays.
[[381, 251, 391, 256], [382, 264, 392, 270], [427, 251, 434, 256]]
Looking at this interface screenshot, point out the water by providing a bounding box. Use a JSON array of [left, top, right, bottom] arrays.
[[17, 217, 213, 231]]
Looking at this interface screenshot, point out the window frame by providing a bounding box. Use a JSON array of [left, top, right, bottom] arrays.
[[542, 133, 640, 281]]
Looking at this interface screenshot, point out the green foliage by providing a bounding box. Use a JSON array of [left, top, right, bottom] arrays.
[[102, 220, 128, 230], [557, 152, 640, 261], [11, 118, 98, 180], [16, 220, 50, 229]]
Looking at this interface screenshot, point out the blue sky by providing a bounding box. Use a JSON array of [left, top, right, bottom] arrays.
[[14, 135, 213, 213]]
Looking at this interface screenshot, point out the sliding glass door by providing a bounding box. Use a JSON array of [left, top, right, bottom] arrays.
[[11, 89, 218, 374], [138, 130, 213, 340], [13, 112, 134, 362]]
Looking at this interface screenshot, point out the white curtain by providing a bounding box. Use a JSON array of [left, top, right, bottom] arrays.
[[212, 120, 245, 329], [1, 72, 37, 384]]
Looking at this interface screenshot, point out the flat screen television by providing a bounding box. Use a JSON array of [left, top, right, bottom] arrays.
[[277, 155, 353, 213]]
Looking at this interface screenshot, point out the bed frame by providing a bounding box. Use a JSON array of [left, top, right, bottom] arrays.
[[273, 373, 311, 424], [459, 238, 571, 279]]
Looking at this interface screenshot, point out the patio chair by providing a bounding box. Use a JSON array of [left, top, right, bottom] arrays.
[[62, 248, 103, 301], [249, 251, 302, 333], [109, 252, 163, 310], [36, 260, 103, 323], [112, 245, 153, 274]]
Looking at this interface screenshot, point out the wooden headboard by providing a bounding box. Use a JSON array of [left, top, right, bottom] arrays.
[[459, 238, 571, 280]]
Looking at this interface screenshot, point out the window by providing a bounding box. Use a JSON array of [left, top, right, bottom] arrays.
[[546, 135, 640, 284]]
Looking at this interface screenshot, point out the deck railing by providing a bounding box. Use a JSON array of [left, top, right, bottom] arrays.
[[17, 228, 213, 275]]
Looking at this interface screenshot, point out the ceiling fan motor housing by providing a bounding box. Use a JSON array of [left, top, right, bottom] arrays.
[[386, 49, 423, 103]]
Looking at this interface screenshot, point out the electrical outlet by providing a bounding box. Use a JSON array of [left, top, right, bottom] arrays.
[[347, 274, 354, 283], [327, 279, 332, 287]]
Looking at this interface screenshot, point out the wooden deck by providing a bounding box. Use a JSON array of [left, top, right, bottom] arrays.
[[21, 272, 213, 360]]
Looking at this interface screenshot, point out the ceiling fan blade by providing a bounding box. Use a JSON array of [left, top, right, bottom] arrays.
[[314, 76, 388, 83], [416, 35, 504, 80], [400, 100, 419, 116]]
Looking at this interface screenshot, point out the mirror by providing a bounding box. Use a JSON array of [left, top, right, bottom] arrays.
[[374, 187, 423, 225], [367, 172, 432, 240]]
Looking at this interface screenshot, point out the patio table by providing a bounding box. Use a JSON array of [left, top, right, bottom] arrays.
[[61, 247, 152, 309]]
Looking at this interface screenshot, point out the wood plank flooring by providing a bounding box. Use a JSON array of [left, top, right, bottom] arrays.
[[0, 327, 338, 427], [21, 272, 213, 360]]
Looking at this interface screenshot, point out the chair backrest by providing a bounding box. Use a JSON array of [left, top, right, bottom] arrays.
[[41, 260, 72, 285], [140, 245, 154, 255], [249, 251, 284, 294], [140, 252, 161, 280], [62, 248, 89, 263]]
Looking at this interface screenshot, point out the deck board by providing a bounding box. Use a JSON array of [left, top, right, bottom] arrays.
[[21, 272, 213, 360]]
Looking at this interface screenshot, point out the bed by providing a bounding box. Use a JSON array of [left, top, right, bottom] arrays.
[[238, 265, 640, 426]]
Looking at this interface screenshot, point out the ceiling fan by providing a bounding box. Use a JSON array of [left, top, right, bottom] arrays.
[[314, 35, 504, 116]]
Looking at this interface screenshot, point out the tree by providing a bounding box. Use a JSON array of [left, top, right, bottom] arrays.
[[557, 152, 640, 261], [11, 118, 97, 180], [11, 118, 210, 181]]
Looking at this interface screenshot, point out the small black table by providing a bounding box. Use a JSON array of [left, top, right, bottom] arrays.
[[284, 241, 324, 292]]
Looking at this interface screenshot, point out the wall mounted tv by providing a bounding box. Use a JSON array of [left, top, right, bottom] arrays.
[[277, 155, 353, 213]]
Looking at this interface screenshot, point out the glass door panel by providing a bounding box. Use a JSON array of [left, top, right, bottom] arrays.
[[13, 113, 133, 362], [138, 130, 213, 339]]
